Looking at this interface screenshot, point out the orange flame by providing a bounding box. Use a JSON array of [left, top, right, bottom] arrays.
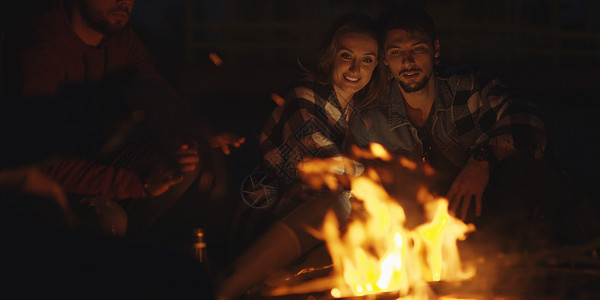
[[399, 156, 418, 171], [208, 52, 223, 66], [328, 179, 475, 298], [271, 143, 476, 299], [350, 143, 392, 162], [270, 93, 286, 106], [370, 143, 392, 161]]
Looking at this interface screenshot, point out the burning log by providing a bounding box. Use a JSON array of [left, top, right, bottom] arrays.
[[257, 144, 478, 299], [220, 143, 600, 299]]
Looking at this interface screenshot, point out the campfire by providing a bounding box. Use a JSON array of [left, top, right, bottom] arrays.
[[266, 143, 477, 299], [236, 143, 600, 300]]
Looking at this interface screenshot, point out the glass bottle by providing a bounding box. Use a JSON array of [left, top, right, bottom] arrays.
[[193, 227, 207, 264]]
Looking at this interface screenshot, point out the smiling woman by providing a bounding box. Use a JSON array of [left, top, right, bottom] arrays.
[[331, 32, 379, 108], [260, 12, 384, 189], [217, 12, 385, 300]]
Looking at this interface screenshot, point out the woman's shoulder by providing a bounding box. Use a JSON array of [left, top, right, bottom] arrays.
[[283, 76, 334, 106]]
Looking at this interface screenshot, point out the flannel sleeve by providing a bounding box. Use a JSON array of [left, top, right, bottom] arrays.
[[469, 71, 547, 159], [260, 81, 349, 184]]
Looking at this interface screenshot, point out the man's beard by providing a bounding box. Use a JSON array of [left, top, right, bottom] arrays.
[[79, 3, 128, 34], [397, 68, 431, 93]]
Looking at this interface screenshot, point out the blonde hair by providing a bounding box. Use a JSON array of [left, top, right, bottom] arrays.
[[304, 13, 385, 110]]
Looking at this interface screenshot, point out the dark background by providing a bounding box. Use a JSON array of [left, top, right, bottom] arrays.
[[1, 0, 597, 198], [126, 0, 600, 197]]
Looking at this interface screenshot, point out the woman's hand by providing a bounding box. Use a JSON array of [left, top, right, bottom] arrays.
[[210, 133, 245, 155]]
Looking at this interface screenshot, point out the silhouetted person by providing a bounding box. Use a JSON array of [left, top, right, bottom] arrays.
[[2, 0, 242, 238]]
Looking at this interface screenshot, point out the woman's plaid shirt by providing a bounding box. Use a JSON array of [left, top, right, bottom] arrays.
[[259, 77, 352, 185]]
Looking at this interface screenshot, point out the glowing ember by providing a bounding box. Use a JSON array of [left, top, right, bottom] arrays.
[[270, 93, 286, 106], [270, 143, 476, 299], [297, 156, 355, 191], [350, 143, 392, 162], [399, 156, 418, 171], [208, 52, 223, 66], [370, 143, 393, 161]]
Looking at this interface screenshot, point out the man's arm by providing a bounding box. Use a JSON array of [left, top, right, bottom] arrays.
[[448, 71, 547, 219], [471, 71, 547, 160], [43, 156, 147, 200], [42, 151, 202, 200]]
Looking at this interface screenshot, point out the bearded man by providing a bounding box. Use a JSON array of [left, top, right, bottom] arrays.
[[0, 0, 236, 238], [3, 0, 162, 96], [347, 4, 596, 248]]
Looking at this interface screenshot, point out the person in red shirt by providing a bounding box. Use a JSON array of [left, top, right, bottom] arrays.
[[2, 0, 243, 236]]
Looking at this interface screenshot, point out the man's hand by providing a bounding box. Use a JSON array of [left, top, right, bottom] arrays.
[[447, 158, 490, 220], [144, 143, 199, 197], [0, 166, 74, 223], [210, 133, 245, 155], [144, 167, 184, 197], [176, 143, 200, 172]]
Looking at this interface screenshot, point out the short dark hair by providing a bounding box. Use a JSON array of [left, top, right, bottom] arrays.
[[377, 4, 437, 42]]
